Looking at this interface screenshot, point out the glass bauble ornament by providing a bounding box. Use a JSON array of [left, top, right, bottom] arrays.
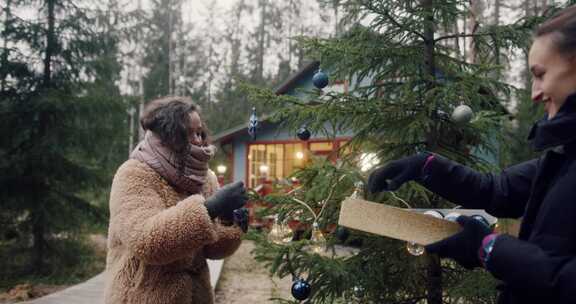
[[353, 285, 365, 300], [291, 279, 311, 301], [296, 126, 311, 141], [335, 226, 350, 242], [472, 214, 490, 227], [445, 212, 462, 222], [312, 70, 329, 89], [423, 210, 444, 219], [451, 104, 474, 124]]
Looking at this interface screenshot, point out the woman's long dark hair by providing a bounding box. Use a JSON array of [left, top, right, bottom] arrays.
[[140, 96, 209, 169], [536, 6, 576, 55]]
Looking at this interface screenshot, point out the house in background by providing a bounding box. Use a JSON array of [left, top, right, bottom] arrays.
[[212, 61, 353, 189], [211, 60, 505, 190]]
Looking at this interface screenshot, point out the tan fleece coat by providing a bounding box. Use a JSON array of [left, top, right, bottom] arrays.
[[104, 159, 242, 304]]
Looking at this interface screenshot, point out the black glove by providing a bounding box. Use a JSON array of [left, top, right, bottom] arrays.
[[367, 153, 430, 193], [233, 208, 249, 233], [425, 215, 492, 269], [204, 181, 248, 219]]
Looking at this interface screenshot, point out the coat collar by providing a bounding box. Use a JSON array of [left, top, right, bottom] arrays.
[[528, 92, 576, 152]]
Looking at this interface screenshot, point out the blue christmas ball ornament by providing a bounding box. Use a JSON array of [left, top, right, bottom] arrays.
[[296, 126, 311, 141], [291, 279, 311, 301], [312, 70, 329, 89], [335, 226, 350, 242]]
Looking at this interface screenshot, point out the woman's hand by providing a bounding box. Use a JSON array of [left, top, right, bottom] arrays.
[[204, 181, 248, 219], [425, 215, 493, 269], [367, 153, 430, 192]]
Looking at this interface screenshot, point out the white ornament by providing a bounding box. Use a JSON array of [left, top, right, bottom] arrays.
[[451, 105, 474, 124], [445, 212, 462, 222]]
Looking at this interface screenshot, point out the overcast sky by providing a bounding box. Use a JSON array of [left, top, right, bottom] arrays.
[[134, 0, 238, 23]]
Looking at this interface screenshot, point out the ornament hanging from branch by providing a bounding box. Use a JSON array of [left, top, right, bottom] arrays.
[[451, 104, 474, 124], [352, 285, 366, 301], [248, 107, 259, 140], [296, 125, 311, 141], [335, 226, 350, 242], [312, 69, 329, 89], [291, 278, 312, 301]]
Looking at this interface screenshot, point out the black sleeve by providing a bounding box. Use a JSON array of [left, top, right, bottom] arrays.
[[419, 155, 538, 218], [487, 234, 576, 302]]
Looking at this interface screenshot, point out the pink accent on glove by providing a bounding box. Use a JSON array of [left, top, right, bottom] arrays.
[[422, 154, 436, 172], [478, 233, 499, 267]]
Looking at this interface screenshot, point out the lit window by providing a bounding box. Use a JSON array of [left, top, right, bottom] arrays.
[[248, 143, 305, 188], [247, 141, 348, 188]]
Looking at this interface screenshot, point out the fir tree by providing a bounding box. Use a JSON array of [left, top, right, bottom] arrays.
[[0, 0, 126, 276], [245, 0, 560, 303]]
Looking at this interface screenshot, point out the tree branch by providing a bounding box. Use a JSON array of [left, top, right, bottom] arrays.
[[363, 1, 426, 41], [434, 32, 494, 43], [381, 9, 426, 41]]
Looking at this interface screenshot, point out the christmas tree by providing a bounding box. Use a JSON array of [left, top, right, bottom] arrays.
[[244, 1, 558, 303]]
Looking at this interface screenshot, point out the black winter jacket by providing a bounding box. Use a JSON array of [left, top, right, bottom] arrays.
[[420, 95, 576, 304]]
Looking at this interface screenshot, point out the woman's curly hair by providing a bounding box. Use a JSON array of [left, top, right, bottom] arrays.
[[140, 96, 209, 167]]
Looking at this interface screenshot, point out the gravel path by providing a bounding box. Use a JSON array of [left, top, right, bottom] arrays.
[[214, 241, 292, 303]]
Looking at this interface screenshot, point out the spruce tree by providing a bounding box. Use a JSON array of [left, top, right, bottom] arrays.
[[0, 0, 126, 276], [245, 0, 559, 303]]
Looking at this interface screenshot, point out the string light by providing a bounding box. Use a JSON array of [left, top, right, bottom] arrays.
[[310, 222, 327, 254], [268, 215, 293, 245]]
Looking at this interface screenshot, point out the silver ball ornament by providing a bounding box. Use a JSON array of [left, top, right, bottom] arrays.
[[445, 212, 462, 222], [451, 105, 474, 124]]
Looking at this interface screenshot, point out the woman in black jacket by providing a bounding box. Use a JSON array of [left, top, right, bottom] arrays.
[[368, 6, 576, 304]]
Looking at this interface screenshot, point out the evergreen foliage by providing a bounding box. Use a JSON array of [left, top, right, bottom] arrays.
[[0, 0, 127, 277], [244, 0, 565, 303]]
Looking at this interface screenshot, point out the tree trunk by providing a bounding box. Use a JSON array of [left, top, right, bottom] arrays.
[[422, 0, 435, 81], [1, 0, 12, 92], [137, 0, 145, 141], [256, 0, 267, 84], [494, 0, 501, 78], [467, 0, 480, 64], [524, 0, 532, 91], [33, 0, 56, 273], [167, 0, 173, 95], [421, 1, 443, 303], [32, 206, 46, 272], [43, 0, 55, 88], [426, 255, 443, 304]]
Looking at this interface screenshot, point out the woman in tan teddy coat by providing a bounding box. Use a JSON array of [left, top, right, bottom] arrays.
[[104, 97, 247, 304]]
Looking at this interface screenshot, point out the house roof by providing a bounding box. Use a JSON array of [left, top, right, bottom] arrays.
[[211, 59, 511, 145], [212, 61, 320, 144], [275, 61, 320, 95]]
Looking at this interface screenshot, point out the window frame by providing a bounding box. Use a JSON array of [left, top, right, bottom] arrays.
[[245, 138, 351, 188]]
